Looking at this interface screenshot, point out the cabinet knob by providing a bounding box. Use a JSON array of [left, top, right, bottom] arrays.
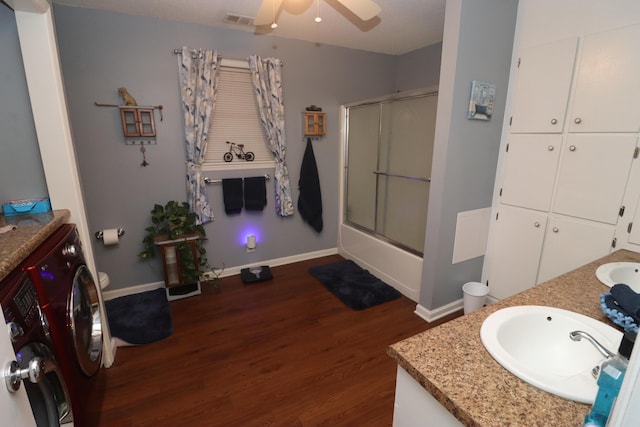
[[574, 117, 582, 124], [534, 222, 541, 228], [547, 145, 554, 151], [569, 145, 576, 152], [553, 227, 559, 233], [550, 118, 558, 125]]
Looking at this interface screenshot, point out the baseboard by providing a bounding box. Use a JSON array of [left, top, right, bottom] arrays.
[[414, 300, 463, 323], [212, 248, 338, 278], [103, 248, 339, 300], [414, 296, 497, 323], [103, 281, 165, 301]]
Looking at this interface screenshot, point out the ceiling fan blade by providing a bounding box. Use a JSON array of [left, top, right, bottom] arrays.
[[335, 0, 381, 21], [254, 0, 284, 26]]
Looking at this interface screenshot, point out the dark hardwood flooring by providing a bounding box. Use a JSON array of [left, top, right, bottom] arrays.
[[92, 255, 461, 426]]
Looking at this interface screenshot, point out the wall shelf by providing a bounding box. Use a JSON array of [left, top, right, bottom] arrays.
[[303, 111, 326, 137], [94, 102, 163, 140]]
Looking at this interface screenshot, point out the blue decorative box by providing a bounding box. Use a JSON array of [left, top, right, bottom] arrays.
[[2, 198, 52, 216]]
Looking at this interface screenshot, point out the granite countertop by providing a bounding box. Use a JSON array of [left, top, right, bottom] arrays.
[[388, 249, 640, 427], [0, 210, 70, 282]]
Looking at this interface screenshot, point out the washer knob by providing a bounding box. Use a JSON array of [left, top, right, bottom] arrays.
[[7, 322, 23, 342], [4, 358, 44, 393], [62, 243, 79, 259]]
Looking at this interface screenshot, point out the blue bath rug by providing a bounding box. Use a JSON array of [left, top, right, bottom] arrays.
[[105, 288, 173, 345], [309, 260, 401, 310]]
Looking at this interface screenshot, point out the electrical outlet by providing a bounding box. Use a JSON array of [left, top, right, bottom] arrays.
[[200, 271, 217, 281]]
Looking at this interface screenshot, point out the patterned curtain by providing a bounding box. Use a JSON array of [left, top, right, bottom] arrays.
[[248, 55, 294, 217], [177, 46, 220, 224]]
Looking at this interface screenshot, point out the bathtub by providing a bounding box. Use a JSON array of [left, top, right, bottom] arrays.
[[338, 223, 422, 302]]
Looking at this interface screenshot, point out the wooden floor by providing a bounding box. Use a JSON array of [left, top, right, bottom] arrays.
[[92, 255, 461, 426]]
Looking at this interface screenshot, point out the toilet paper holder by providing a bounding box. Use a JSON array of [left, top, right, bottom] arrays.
[[95, 229, 125, 240]]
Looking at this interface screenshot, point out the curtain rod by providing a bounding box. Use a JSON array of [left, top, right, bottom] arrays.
[[172, 49, 283, 66]]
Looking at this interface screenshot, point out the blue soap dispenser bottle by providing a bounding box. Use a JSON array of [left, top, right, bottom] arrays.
[[583, 330, 636, 427]]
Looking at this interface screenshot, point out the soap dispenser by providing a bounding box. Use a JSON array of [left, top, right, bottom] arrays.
[[583, 330, 636, 427]]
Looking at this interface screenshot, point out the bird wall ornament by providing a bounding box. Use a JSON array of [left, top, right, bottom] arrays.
[[118, 87, 138, 106]]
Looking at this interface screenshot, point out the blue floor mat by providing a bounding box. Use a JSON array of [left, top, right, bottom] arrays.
[[309, 260, 401, 310], [105, 288, 173, 345]]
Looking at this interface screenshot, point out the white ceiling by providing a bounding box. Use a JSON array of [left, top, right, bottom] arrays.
[[51, 0, 446, 55]]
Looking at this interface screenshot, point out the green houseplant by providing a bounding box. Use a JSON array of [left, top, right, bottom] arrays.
[[138, 201, 210, 285]]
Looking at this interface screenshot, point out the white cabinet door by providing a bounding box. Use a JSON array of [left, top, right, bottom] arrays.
[[510, 37, 578, 133], [487, 206, 548, 300], [553, 134, 637, 224], [0, 318, 36, 427], [500, 134, 562, 211], [393, 367, 463, 427], [629, 191, 640, 246], [537, 216, 615, 284], [569, 24, 640, 133]]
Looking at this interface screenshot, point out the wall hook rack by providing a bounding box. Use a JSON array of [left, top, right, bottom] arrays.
[[94, 102, 164, 121]]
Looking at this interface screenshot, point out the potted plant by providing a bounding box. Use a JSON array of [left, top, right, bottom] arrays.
[[138, 201, 212, 286]]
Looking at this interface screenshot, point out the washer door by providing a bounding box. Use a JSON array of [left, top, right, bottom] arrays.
[[69, 265, 103, 376], [17, 342, 73, 426]]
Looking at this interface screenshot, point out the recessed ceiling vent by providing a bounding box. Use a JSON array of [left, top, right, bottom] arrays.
[[223, 12, 255, 27]]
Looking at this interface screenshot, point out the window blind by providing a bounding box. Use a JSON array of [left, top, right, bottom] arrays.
[[204, 63, 274, 170]]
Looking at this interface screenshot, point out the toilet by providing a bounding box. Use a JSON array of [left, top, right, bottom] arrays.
[[99, 271, 110, 289], [99, 271, 136, 347]]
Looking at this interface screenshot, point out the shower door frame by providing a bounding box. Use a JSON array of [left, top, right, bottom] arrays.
[[342, 88, 438, 257]]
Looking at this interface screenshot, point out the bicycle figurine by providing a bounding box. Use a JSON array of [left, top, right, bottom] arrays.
[[223, 141, 255, 162]]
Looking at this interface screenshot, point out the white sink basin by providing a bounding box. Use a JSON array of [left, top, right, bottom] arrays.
[[480, 305, 622, 403], [595, 262, 640, 291]]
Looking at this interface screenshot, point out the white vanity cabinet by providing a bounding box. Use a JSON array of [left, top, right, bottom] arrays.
[[536, 216, 616, 284], [488, 207, 617, 300], [487, 205, 548, 300], [392, 367, 463, 427], [553, 134, 637, 224], [500, 134, 562, 211], [488, 133, 635, 296], [568, 24, 640, 133], [509, 37, 577, 134], [486, 23, 640, 300]]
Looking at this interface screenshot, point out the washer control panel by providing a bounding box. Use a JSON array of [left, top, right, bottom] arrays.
[[2, 275, 42, 344]]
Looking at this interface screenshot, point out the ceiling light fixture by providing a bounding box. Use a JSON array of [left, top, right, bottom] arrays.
[[314, 0, 322, 23], [271, 0, 278, 29]]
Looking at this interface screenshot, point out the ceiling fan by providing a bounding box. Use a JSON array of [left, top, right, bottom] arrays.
[[254, 0, 381, 26]]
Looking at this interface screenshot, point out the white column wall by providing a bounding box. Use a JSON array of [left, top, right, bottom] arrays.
[[8, 0, 116, 368]]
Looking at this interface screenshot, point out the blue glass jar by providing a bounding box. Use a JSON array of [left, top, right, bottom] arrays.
[[583, 331, 636, 427]]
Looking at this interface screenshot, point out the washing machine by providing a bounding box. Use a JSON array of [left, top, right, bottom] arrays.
[[22, 223, 103, 426], [1, 267, 74, 425]]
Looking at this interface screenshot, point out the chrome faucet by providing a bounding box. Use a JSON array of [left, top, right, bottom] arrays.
[[569, 330, 616, 359]]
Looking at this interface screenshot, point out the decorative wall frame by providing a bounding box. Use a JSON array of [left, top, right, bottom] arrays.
[[467, 80, 496, 121]]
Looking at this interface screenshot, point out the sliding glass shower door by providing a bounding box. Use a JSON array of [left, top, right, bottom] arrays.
[[345, 92, 438, 255]]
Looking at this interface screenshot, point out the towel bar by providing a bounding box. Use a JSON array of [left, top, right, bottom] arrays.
[[373, 171, 430, 183], [204, 174, 271, 185]]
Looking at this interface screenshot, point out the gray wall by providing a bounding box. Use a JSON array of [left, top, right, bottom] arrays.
[[0, 4, 48, 205], [395, 42, 442, 92], [52, 5, 438, 291], [420, 0, 518, 309]]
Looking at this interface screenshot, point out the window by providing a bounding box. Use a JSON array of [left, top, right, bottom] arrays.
[[204, 59, 274, 171]]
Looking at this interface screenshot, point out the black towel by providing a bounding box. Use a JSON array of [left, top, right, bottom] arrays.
[[222, 178, 243, 215], [244, 176, 267, 211], [298, 138, 323, 232], [610, 284, 640, 323]]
